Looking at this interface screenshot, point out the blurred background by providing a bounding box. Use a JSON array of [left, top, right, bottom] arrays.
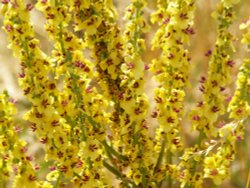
[[1, 0, 250, 187]]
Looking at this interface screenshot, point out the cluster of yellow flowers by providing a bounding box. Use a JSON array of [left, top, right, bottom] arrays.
[[180, 0, 249, 187], [150, 0, 195, 186], [0, 0, 250, 187], [0, 91, 50, 187]]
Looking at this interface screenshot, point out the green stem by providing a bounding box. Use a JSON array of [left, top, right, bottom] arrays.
[[213, 184, 219, 188], [22, 40, 32, 68], [103, 161, 122, 178], [154, 139, 167, 174], [103, 161, 136, 187], [102, 140, 128, 161], [167, 151, 173, 188], [246, 169, 250, 188], [140, 166, 147, 188], [55, 172, 62, 188], [187, 132, 205, 188], [82, 113, 101, 128], [58, 23, 66, 54], [0, 180, 4, 188]]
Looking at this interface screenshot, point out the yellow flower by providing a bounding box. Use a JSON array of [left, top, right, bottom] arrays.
[[222, 0, 240, 8], [13, 173, 39, 188], [38, 181, 53, 188], [46, 170, 59, 181], [204, 155, 228, 185], [241, 32, 250, 45], [132, 168, 142, 185]]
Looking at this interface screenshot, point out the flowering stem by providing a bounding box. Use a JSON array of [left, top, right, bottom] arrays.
[[82, 113, 101, 128], [154, 139, 167, 174], [102, 140, 128, 162], [246, 169, 250, 188], [103, 161, 136, 187], [55, 172, 62, 188], [140, 166, 147, 188], [58, 23, 66, 54], [167, 151, 173, 188]]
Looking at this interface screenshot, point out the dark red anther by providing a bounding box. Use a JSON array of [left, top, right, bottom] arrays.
[[61, 100, 68, 107], [168, 53, 174, 59], [183, 27, 195, 35], [82, 175, 89, 182], [74, 0, 80, 8], [86, 86, 93, 93], [47, 13, 55, 19], [155, 97, 163, 103], [225, 96, 232, 103], [35, 112, 43, 118], [176, 40, 183, 45], [88, 144, 98, 152], [29, 42, 36, 49], [65, 36, 73, 42], [30, 123, 37, 132], [21, 146, 28, 153], [18, 72, 25, 78], [192, 115, 200, 121], [151, 111, 158, 118], [167, 117, 175, 123], [163, 17, 170, 24], [59, 137, 64, 144], [49, 83, 56, 89], [60, 166, 68, 173], [5, 24, 13, 32], [220, 87, 225, 92], [199, 85, 205, 92], [180, 13, 188, 19], [118, 91, 124, 100], [14, 125, 22, 133], [1, 0, 10, 4], [134, 108, 142, 115], [49, 166, 56, 171], [51, 120, 59, 127], [211, 80, 218, 87], [210, 169, 218, 176], [172, 138, 180, 145], [28, 174, 37, 181], [40, 137, 48, 144], [26, 3, 33, 11], [197, 101, 203, 107], [57, 151, 64, 158], [174, 108, 180, 113], [35, 164, 40, 170], [24, 87, 30, 95], [26, 155, 33, 161], [200, 76, 206, 83], [212, 106, 220, 113], [227, 60, 235, 67], [42, 99, 49, 108], [116, 42, 123, 50], [76, 160, 83, 168], [217, 121, 225, 128], [236, 108, 242, 115], [133, 82, 139, 88], [205, 50, 212, 57], [2, 141, 7, 147], [126, 62, 134, 70]]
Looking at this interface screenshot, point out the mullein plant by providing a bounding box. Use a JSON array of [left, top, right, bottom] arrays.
[[0, 0, 249, 187]]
